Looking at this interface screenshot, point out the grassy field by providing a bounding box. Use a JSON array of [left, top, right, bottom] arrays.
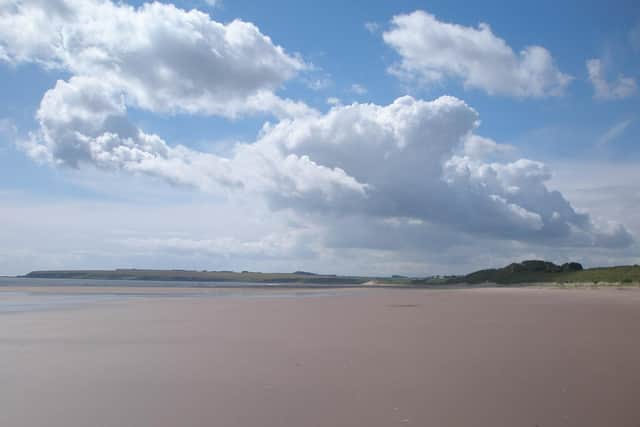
[[548, 265, 640, 284]]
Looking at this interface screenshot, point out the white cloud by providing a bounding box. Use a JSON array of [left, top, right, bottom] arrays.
[[306, 77, 332, 91], [122, 231, 312, 260], [463, 134, 515, 160], [256, 95, 630, 246], [364, 21, 380, 34], [23, 75, 366, 204], [350, 83, 368, 95], [22, 77, 631, 249], [326, 97, 341, 106], [597, 119, 633, 146], [549, 161, 640, 256], [0, 0, 309, 118], [0, 195, 325, 275], [382, 10, 572, 97], [587, 58, 637, 100], [1, 179, 636, 277]]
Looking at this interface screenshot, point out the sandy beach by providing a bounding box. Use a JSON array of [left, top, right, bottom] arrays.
[[1, 286, 640, 427]]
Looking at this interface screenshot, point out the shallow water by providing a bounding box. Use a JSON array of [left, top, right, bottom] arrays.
[[0, 277, 350, 313], [0, 292, 132, 313], [0, 276, 353, 288]]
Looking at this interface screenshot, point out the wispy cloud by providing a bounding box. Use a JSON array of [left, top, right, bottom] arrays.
[[364, 21, 380, 33], [0, 118, 17, 151], [306, 77, 333, 91], [350, 83, 368, 95], [587, 59, 637, 100], [0, 118, 16, 134], [597, 119, 633, 146]]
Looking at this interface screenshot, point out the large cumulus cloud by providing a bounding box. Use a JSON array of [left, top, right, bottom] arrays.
[[0, 0, 310, 117], [254, 97, 631, 246], [23, 75, 632, 249]]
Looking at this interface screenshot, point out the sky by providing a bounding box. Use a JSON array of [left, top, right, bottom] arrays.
[[0, 0, 639, 276]]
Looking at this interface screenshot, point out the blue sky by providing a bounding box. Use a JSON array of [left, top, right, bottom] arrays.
[[0, 0, 638, 275]]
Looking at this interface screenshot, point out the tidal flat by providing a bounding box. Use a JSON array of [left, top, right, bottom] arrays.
[[1, 285, 639, 427]]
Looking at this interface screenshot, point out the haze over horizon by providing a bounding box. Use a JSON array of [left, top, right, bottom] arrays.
[[1, 0, 639, 276]]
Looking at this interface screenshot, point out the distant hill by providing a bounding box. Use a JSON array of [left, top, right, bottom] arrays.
[[449, 260, 640, 285], [20, 261, 640, 286], [292, 271, 321, 276], [22, 269, 367, 285]]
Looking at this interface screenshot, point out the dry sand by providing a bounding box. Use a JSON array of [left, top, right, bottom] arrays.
[[1, 286, 640, 427]]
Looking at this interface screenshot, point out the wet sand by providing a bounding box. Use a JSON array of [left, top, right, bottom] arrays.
[[1, 286, 640, 427]]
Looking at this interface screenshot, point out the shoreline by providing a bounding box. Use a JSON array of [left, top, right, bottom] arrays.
[[1, 277, 639, 292]]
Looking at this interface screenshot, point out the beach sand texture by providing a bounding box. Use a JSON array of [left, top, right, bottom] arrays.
[[1, 287, 639, 427]]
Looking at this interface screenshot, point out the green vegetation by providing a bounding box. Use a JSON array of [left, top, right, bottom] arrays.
[[445, 261, 640, 285]]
